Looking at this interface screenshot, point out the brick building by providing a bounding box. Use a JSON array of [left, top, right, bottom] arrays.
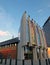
[[0, 37, 19, 59]]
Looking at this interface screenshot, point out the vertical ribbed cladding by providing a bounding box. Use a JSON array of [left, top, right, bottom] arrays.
[[41, 29, 48, 59], [26, 15, 30, 44], [17, 11, 27, 60], [34, 23, 41, 47], [18, 11, 48, 60], [31, 19, 38, 61], [27, 15, 32, 46], [20, 11, 27, 46], [38, 26, 42, 47], [31, 19, 37, 46], [18, 11, 27, 41], [42, 29, 47, 49], [39, 26, 47, 49], [32, 20, 38, 46]]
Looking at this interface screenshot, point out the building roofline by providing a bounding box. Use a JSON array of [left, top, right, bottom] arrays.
[[43, 16, 50, 27], [0, 37, 20, 46]]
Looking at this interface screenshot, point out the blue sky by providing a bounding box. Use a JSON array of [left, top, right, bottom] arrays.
[[0, 0, 50, 42]]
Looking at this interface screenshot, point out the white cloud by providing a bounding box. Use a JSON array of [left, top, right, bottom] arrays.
[[0, 30, 11, 36], [37, 9, 43, 13], [0, 7, 18, 42]]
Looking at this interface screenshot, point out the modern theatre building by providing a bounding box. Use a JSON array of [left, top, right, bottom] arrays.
[[0, 11, 49, 65], [18, 11, 48, 61]]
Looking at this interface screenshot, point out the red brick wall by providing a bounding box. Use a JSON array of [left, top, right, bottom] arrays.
[[0, 45, 17, 59]]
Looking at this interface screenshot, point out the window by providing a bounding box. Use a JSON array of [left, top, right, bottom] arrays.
[[5, 45, 7, 48], [10, 44, 11, 47], [24, 46, 28, 53], [15, 43, 17, 46], [24, 46, 33, 59], [7, 45, 10, 47], [24, 53, 33, 60], [0, 46, 2, 48], [11, 44, 15, 46]]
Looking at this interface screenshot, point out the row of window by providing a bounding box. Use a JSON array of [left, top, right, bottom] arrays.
[[0, 43, 17, 48], [24, 46, 45, 60]]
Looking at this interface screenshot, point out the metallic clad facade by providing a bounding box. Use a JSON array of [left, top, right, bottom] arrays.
[[20, 12, 27, 46], [35, 25, 41, 46], [19, 12, 47, 60], [20, 12, 47, 48], [30, 21, 36, 45]]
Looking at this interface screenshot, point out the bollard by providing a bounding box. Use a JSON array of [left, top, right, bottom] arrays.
[[45, 59, 48, 65], [31, 59, 33, 65], [6, 59, 11, 65], [2, 59, 5, 65], [11, 59, 16, 65], [15, 59, 17, 65], [39, 59, 41, 65], [48, 58, 50, 65], [22, 60, 24, 65]]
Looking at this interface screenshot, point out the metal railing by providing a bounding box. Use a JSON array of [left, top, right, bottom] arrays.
[[0, 58, 50, 65]]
